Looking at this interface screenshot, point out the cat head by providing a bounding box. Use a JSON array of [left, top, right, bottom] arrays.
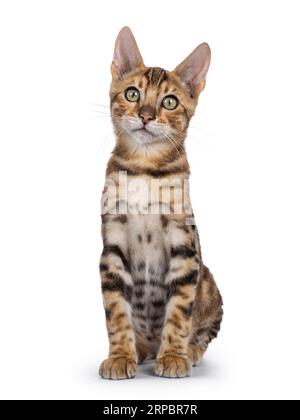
[[110, 27, 211, 149]]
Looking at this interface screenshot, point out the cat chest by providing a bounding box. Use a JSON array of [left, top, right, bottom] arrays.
[[128, 215, 169, 333]]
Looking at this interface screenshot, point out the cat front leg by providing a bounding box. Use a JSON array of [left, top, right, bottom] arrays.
[[99, 217, 137, 380], [155, 275, 198, 378], [155, 218, 200, 378]]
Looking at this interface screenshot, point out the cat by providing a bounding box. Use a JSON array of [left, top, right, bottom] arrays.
[[99, 27, 223, 379]]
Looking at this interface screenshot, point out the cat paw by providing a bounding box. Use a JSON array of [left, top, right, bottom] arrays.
[[99, 357, 137, 380], [188, 344, 206, 366], [155, 355, 192, 378]]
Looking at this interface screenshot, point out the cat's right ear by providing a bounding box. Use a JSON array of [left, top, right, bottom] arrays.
[[111, 27, 144, 80], [173, 43, 211, 98]]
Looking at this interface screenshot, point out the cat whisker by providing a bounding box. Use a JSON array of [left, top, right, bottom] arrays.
[[163, 130, 183, 157], [90, 111, 111, 117], [89, 115, 112, 120], [169, 137, 185, 154], [166, 126, 209, 149], [98, 131, 115, 154], [89, 115, 113, 121], [189, 124, 210, 132], [90, 109, 110, 113], [89, 103, 110, 109]]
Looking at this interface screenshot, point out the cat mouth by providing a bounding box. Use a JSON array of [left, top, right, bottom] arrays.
[[133, 127, 155, 137]]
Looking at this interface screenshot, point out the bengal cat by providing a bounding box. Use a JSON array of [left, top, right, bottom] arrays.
[[99, 27, 223, 379]]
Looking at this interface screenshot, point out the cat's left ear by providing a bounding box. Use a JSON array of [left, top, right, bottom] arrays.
[[173, 43, 211, 98], [111, 27, 144, 80]]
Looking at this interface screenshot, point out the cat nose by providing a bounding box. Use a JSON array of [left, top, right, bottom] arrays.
[[139, 106, 156, 125]]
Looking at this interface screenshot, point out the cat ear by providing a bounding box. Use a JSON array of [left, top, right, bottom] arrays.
[[173, 43, 211, 98], [111, 27, 144, 80]]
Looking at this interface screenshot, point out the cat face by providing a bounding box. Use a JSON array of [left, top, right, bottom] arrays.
[[110, 27, 211, 148], [110, 67, 194, 145]]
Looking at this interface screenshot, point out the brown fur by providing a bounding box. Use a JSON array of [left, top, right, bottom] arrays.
[[99, 27, 223, 379]]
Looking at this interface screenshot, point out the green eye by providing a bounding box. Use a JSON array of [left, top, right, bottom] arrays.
[[125, 87, 140, 102], [162, 96, 178, 110]]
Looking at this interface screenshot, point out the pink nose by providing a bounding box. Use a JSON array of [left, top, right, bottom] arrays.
[[139, 113, 155, 125], [139, 106, 156, 125]]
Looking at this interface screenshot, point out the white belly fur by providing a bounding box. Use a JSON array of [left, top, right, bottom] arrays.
[[128, 215, 168, 348]]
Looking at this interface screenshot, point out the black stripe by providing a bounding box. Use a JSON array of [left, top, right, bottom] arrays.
[[149, 279, 165, 289], [177, 303, 194, 318], [151, 300, 166, 308], [133, 302, 145, 311], [146, 67, 167, 86], [99, 263, 108, 272], [161, 215, 169, 228], [177, 225, 190, 234], [144, 167, 187, 178], [150, 315, 163, 322], [102, 273, 132, 302], [209, 329, 219, 340], [105, 302, 117, 321], [196, 328, 207, 336], [134, 290, 145, 299], [105, 308, 112, 321], [134, 279, 146, 287], [108, 163, 188, 178], [113, 215, 128, 224], [102, 245, 130, 272], [171, 246, 196, 259], [167, 270, 198, 298], [151, 323, 164, 330]]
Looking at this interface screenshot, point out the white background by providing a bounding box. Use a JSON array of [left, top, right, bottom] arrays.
[[0, 0, 300, 400]]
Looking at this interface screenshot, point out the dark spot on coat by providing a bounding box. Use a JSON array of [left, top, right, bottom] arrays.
[[137, 261, 146, 272], [133, 302, 145, 311], [100, 263, 108, 272], [151, 300, 165, 308], [134, 279, 146, 287], [114, 313, 126, 321], [177, 224, 190, 234], [161, 215, 169, 228], [113, 215, 128, 224], [134, 290, 145, 299], [105, 308, 112, 321]]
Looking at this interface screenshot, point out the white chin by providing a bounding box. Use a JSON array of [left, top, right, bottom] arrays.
[[132, 129, 158, 145]]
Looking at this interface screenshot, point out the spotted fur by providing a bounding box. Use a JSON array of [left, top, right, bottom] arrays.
[[99, 27, 223, 380]]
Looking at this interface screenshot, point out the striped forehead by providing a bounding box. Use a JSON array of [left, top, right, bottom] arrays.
[[135, 67, 165, 88], [136, 67, 179, 97], [145, 67, 167, 86]]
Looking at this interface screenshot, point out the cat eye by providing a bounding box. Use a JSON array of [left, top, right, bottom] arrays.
[[162, 96, 178, 110], [125, 87, 140, 102]]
